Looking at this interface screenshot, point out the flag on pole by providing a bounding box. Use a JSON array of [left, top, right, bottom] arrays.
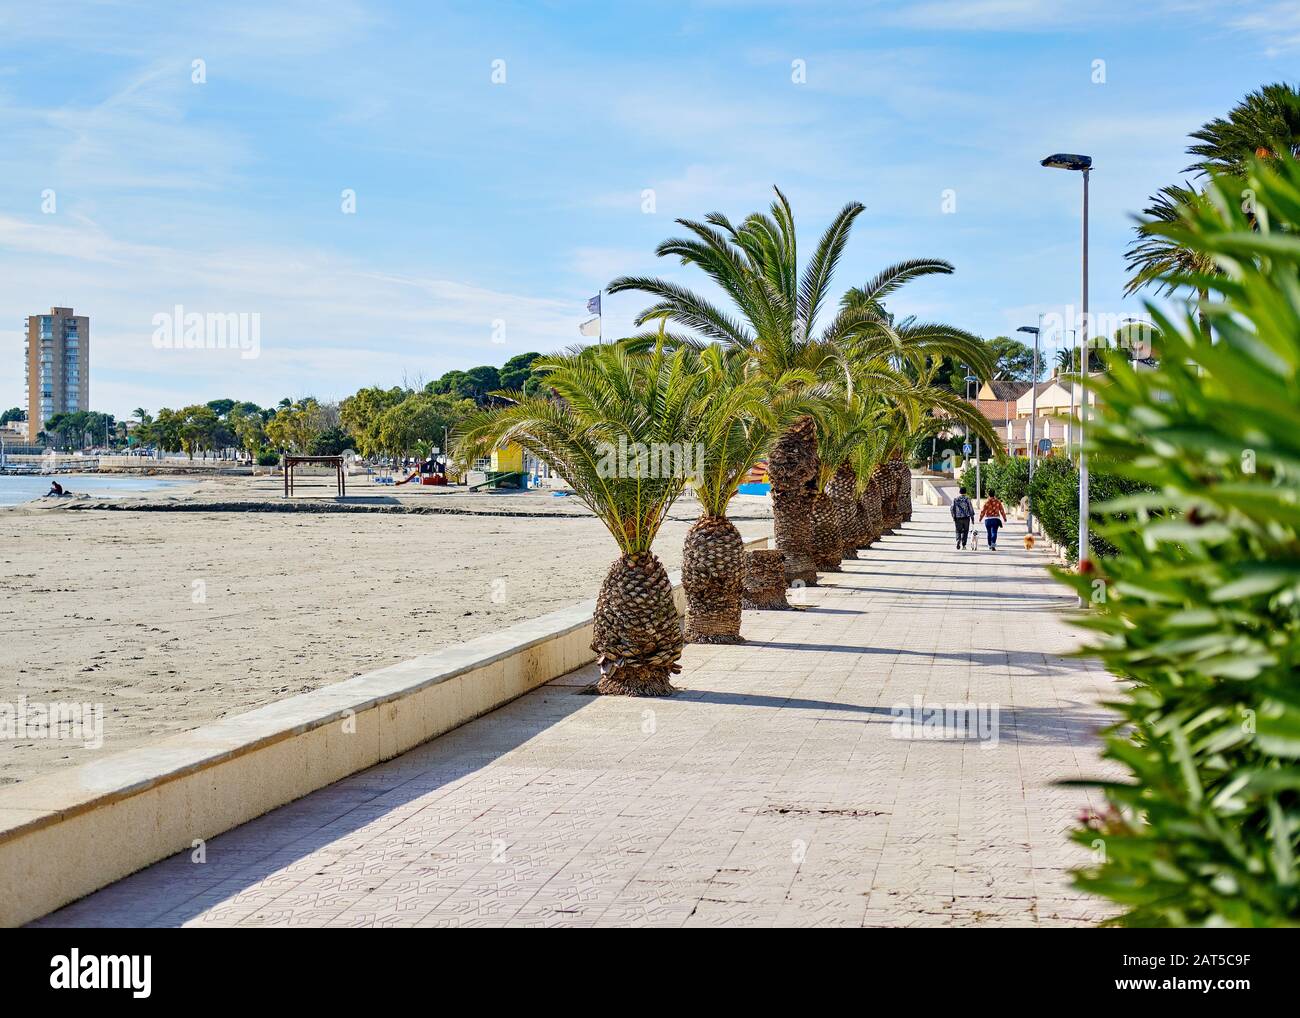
[[579, 317, 601, 338], [586, 293, 601, 315]]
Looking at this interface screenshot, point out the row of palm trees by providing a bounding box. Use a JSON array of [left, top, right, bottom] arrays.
[[457, 188, 999, 696]]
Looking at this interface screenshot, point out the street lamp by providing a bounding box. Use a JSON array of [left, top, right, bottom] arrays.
[[964, 372, 981, 498], [1016, 318, 1043, 534], [1041, 152, 1093, 582]]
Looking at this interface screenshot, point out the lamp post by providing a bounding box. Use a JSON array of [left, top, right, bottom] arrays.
[[1041, 152, 1092, 585], [964, 372, 980, 498], [962, 366, 971, 476], [1016, 317, 1043, 533]]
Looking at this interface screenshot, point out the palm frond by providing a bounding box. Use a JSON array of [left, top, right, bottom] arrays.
[[607, 275, 753, 345], [841, 258, 954, 311], [1124, 183, 1220, 298], [798, 200, 865, 335]]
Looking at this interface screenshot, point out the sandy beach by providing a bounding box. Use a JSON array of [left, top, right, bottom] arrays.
[[0, 476, 771, 785]]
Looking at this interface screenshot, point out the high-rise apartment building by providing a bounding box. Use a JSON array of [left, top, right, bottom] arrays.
[[24, 307, 88, 441]]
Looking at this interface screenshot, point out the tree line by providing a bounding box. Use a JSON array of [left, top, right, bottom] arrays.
[[77, 352, 548, 462]]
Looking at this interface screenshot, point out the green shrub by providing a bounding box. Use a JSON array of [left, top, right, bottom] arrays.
[[255, 448, 280, 466], [1026, 456, 1146, 561], [986, 456, 1031, 505], [1058, 154, 1300, 926], [1028, 455, 1078, 552], [978, 456, 1003, 499]]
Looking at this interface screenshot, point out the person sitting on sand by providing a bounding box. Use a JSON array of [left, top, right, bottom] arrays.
[[46, 480, 65, 497]]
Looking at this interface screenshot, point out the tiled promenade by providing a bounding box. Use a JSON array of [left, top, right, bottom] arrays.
[[36, 506, 1116, 927]]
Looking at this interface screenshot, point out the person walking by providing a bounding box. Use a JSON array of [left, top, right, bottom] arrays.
[[951, 485, 975, 550], [980, 489, 1008, 551]]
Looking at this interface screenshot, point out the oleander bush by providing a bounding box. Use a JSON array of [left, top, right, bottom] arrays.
[[985, 455, 1031, 506], [1028, 455, 1079, 552], [1027, 455, 1146, 562], [1061, 154, 1300, 926]]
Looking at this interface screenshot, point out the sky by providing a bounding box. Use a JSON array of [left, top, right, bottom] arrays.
[[0, 0, 1294, 418]]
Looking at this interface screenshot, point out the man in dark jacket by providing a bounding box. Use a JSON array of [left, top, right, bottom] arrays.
[[951, 486, 975, 549]]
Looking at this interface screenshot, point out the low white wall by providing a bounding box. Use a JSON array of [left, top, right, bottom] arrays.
[[916, 474, 958, 507]]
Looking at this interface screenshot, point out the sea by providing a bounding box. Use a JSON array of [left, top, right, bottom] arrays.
[[0, 474, 187, 507]]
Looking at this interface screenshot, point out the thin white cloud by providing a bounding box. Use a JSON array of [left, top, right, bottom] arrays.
[[1232, 3, 1300, 56], [882, 0, 1078, 31], [0, 213, 590, 414]]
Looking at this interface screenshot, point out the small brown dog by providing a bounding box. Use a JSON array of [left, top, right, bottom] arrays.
[[1023, 533, 1036, 550]]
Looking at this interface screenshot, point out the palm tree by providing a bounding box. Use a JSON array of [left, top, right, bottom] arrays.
[[854, 441, 886, 547], [682, 346, 813, 643], [871, 408, 919, 531], [813, 394, 882, 563], [766, 413, 821, 584], [456, 341, 703, 696], [1186, 82, 1300, 177], [1127, 85, 1300, 329], [609, 187, 973, 586], [1125, 184, 1217, 291], [130, 407, 151, 450], [1124, 183, 1219, 334]]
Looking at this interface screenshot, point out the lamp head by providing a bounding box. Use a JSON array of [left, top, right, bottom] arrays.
[[1016, 326, 1039, 335], [1041, 153, 1092, 171]]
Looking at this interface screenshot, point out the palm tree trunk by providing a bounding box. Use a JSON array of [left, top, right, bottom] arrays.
[[828, 461, 863, 557], [683, 514, 744, 644], [810, 492, 843, 571], [875, 463, 897, 531], [879, 458, 907, 529], [893, 456, 913, 523], [742, 549, 791, 610], [859, 475, 883, 548], [769, 415, 819, 585], [593, 552, 684, 695]]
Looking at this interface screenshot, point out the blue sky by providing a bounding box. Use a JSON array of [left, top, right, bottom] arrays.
[[0, 0, 1294, 417]]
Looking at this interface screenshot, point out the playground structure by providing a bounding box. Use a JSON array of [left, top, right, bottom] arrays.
[[395, 469, 448, 486]]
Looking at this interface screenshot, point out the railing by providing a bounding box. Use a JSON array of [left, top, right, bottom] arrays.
[[0, 454, 98, 472]]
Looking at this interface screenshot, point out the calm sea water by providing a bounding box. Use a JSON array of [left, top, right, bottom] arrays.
[[0, 474, 187, 507]]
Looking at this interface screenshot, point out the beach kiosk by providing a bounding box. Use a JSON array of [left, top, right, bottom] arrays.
[[469, 442, 528, 491]]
